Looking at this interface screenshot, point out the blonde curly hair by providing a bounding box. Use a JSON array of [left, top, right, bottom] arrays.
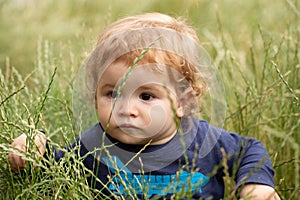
[[86, 13, 209, 115]]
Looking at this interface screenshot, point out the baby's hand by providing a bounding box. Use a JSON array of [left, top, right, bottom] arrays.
[[8, 132, 46, 173]]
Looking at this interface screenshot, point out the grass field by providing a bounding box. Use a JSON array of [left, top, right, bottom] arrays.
[[0, 0, 299, 199]]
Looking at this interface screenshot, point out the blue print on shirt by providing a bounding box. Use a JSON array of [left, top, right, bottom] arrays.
[[102, 156, 209, 197]]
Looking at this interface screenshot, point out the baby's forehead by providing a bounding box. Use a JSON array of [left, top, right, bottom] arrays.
[[98, 62, 184, 91], [104, 61, 180, 79]]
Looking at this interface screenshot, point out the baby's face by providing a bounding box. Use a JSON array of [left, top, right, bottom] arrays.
[[95, 61, 183, 145]]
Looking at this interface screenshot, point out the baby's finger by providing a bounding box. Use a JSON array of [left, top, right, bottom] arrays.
[[8, 152, 25, 173], [8, 142, 26, 172], [15, 144, 26, 167], [14, 154, 25, 171], [34, 133, 46, 155], [7, 152, 17, 172], [31, 132, 47, 168]]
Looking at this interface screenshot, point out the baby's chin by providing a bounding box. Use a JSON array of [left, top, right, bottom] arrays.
[[109, 132, 153, 145]]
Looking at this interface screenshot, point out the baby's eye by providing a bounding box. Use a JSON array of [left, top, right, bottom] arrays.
[[139, 93, 154, 101], [108, 90, 118, 99]]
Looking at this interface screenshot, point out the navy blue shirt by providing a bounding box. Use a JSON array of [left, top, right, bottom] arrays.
[[48, 119, 275, 199]]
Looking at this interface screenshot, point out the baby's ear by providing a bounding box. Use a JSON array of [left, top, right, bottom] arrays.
[[176, 106, 184, 118], [94, 94, 98, 110], [176, 87, 194, 118]]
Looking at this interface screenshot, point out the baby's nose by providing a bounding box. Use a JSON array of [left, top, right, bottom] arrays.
[[115, 98, 139, 118]]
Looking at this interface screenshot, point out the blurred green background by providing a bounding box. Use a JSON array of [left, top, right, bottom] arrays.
[[0, 0, 292, 74]]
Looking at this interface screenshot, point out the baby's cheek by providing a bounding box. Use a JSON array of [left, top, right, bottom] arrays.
[[144, 105, 167, 135], [97, 108, 110, 125]]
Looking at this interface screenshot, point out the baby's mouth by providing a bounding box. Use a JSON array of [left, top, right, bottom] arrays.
[[117, 123, 150, 138], [119, 124, 138, 129]]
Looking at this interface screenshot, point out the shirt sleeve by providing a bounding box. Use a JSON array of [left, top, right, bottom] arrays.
[[216, 128, 275, 189], [42, 123, 102, 162], [44, 139, 80, 162]]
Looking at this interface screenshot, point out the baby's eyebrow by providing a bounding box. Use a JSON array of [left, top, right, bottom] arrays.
[[139, 84, 171, 92], [139, 84, 160, 89], [99, 83, 115, 90]]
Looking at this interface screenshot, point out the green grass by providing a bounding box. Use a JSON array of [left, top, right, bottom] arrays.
[[0, 0, 300, 199]]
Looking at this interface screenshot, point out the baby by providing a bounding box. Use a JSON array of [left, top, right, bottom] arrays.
[[8, 13, 280, 199]]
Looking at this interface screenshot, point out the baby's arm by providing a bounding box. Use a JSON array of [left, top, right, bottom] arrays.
[[240, 184, 280, 200], [232, 138, 281, 199], [215, 127, 280, 199], [8, 132, 46, 173]]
